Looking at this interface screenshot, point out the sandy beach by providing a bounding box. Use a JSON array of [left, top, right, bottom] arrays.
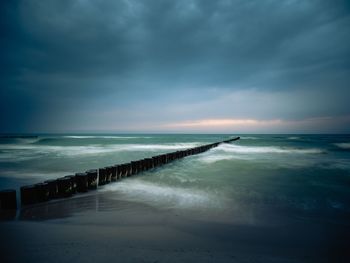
[[1, 188, 349, 263]]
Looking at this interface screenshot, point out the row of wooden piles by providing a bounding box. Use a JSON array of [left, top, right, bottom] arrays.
[[0, 137, 240, 211]]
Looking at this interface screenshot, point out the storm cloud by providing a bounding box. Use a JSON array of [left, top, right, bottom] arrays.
[[1, 0, 350, 133]]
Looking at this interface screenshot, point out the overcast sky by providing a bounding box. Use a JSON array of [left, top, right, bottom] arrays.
[[1, 0, 350, 133]]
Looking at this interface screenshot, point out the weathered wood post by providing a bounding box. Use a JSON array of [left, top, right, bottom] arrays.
[[44, 179, 58, 199], [118, 164, 125, 178], [57, 177, 73, 198], [111, 166, 117, 181], [131, 161, 138, 175], [125, 163, 132, 177], [64, 175, 77, 194], [86, 169, 98, 189], [146, 158, 154, 169], [75, 173, 88, 192], [138, 160, 144, 171], [106, 166, 113, 184], [152, 156, 159, 167], [162, 154, 166, 163], [0, 189, 17, 210], [125, 163, 131, 176], [143, 158, 151, 170], [35, 182, 50, 202], [20, 185, 38, 205], [115, 165, 122, 180], [138, 160, 145, 171], [98, 168, 107, 185], [135, 161, 140, 173]]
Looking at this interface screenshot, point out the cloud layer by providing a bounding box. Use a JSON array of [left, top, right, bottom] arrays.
[[1, 0, 350, 133]]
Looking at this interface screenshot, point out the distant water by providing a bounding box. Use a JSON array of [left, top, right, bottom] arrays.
[[1, 134, 350, 223]]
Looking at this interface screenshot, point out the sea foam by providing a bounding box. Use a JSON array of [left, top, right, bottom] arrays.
[[198, 143, 324, 164], [214, 143, 323, 154], [103, 179, 220, 209], [63, 136, 153, 139], [0, 142, 202, 160], [334, 143, 350, 149]]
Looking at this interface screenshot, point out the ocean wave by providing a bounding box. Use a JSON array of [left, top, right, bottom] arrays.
[[240, 136, 260, 140], [0, 170, 70, 179], [199, 154, 251, 163], [0, 151, 39, 162], [214, 143, 324, 154], [103, 180, 219, 209], [327, 200, 345, 210], [63, 136, 153, 139], [287, 136, 300, 140], [334, 142, 350, 149], [0, 142, 202, 160], [125, 143, 200, 151]]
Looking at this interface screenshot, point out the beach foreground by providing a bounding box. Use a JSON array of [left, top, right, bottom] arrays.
[[1, 189, 349, 263]]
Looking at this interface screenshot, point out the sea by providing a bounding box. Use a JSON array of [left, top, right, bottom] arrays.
[[0, 134, 349, 225]]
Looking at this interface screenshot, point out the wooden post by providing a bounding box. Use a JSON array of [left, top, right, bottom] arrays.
[[86, 169, 98, 189], [44, 180, 58, 199], [98, 168, 107, 185], [125, 163, 131, 177], [144, 158, 152, 170], [146, 158, 154, 169], [35, 182, 50, 202], [111, 166, 117, 181], [115, 165, 122, 180], [21, 185, 38, 205], [105, 166, 112, 184], [131, 161, 138, 175], [152, 156, 159, 167], [137, 160, 144, 171], [75, 173, 88, 192], [57, 177, 73, 198], [64, 175, 77, 194], [118, 164, 125, 178], [0, 189, 17, 210]]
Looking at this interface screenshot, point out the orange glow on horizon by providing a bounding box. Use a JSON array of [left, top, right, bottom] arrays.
[[164, 119, 283, 128]]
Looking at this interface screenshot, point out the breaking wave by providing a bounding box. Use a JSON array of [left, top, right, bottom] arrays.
[[0, 142, 202, 161], [103, 179, 220, 209], [334, 143, 350, 149], [214, 143, 323, 154], [287, 136, 301, 140], [198, 143, 324, 164], [63, 136, 153, 139]]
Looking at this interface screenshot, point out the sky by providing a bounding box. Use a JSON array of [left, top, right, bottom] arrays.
[[1, 0, 350, 133]]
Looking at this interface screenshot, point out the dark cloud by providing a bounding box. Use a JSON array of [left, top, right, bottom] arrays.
[[1, 0, 350, 132]]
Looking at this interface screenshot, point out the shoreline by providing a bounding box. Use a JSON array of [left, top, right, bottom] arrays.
[[1, 190, 349, 263]]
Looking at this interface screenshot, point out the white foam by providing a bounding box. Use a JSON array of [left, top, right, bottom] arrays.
[[124, 143, 200, 151], [328, 200, 344, 210], [0, 170, 69, 179], [197, 143, 324, 164], [334, 143, 350, 149], [0, 142, 202, 160], [103, 180, 218, 209], [200, 154, 250, 163], [287, 136, 300, 140], [240, 136, 260, 140], [63, 136, 153, 139], [214, 143, 323, 154]]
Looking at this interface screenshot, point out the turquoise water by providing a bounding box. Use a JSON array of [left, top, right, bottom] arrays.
[[0, 134, 350, 222]]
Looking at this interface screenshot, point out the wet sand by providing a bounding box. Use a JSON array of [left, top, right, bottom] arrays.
[[1, 190, 349, 263]]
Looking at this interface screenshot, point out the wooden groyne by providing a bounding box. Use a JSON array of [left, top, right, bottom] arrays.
[[0, 137, 240, 211]]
